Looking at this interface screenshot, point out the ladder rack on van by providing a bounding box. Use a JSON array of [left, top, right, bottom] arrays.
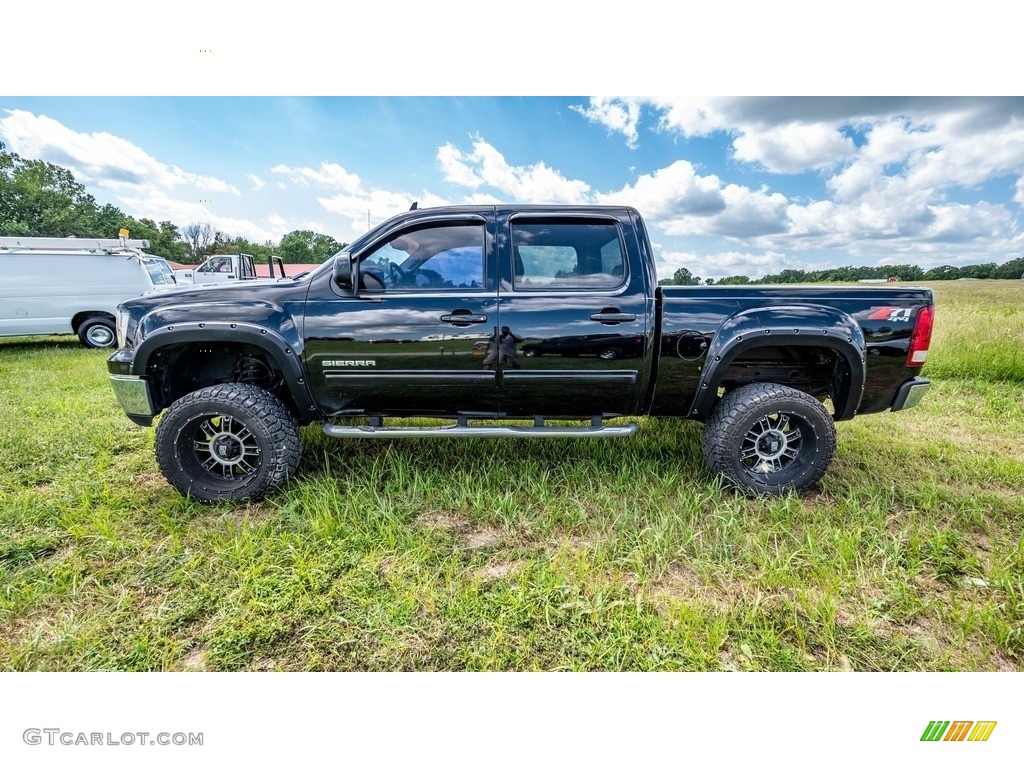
[[0, 236, 152, 253]]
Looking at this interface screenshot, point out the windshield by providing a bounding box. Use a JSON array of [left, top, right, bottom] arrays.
[[142, 258, 177, 285]]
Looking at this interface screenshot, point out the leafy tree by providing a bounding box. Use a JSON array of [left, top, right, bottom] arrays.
[[0, 141, 100, 237], [717, 275, 751, 285], [279, 229, 344, 264], [130, 218, 188, 262], [211, 234, 276, 263], [181, 222, 216, 262], [663, 267, 701, 286], [993, 257, 1024, 279]]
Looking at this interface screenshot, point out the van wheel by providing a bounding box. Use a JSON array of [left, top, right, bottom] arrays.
[[78, 317, 116, 348], [155, 384, 302, 503], [701, 382, 836, 495]]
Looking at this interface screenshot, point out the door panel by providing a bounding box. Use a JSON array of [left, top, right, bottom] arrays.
[[495, 214, 651, 418], [303, 218, 499, 417]]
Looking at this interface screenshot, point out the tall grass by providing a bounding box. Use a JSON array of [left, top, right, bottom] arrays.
[[924, 280, 1024, 382], [0, 281, 1021, 670]]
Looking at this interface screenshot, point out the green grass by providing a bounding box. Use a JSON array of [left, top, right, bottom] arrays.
[[1, 281, 1022, 670]]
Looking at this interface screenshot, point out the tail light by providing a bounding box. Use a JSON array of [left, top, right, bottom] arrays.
[[907, 305, 934, 366]]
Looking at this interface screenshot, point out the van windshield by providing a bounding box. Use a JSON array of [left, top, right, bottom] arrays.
[[142, 258, 177, 286]]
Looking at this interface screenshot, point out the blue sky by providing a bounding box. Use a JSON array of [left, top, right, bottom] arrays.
[[3, 6, 1022, 281]]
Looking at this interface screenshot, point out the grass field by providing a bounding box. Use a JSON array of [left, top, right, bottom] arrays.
[[1, 280, 1022, 671]]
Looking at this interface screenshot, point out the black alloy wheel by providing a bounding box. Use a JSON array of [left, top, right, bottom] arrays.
[[701, 382, 837, 495], [155, 383, 301, 503]]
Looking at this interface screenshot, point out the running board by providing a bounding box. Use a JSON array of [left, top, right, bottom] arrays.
[[323, 416, 637, 439]]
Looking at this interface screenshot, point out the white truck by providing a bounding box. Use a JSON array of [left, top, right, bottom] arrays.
[[174, 253, 287, 285], [0, 236, 178, 348]]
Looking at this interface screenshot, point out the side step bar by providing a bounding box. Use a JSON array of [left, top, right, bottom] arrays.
[[323, 416, 637, 439]]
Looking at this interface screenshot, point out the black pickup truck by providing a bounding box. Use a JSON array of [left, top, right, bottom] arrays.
[[107, 205, 934, 502]]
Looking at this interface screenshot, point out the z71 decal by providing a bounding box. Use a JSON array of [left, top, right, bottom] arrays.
[[867, 306, 913, 322]]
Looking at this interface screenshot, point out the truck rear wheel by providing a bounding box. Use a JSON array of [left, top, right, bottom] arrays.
[[701, 382, 836, 495], [155, 383, 301, 503]]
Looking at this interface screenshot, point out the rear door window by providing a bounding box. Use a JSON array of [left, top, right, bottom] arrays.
[[511, 220, 625, 290]]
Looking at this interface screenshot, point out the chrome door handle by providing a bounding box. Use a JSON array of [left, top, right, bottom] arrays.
[[590, 312, 636, 324], [441, 312, 488, 325]]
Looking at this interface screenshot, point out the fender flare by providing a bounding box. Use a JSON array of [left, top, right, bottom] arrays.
[[130, 322, 318, 417], [687, 305, 866, 421]]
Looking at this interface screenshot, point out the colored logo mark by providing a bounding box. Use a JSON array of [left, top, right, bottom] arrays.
[[921, 721, 997, 742]]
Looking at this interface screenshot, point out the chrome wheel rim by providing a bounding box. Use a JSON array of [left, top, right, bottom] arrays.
[[87, 324, 114, 346], [741, 412, 804, 477], [185, 413, 262, 481]]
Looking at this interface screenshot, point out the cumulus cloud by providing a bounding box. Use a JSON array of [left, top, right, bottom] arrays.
[[437, 138, 590, 203], [596, 162, 789, 240], [271, 161, 362, 192], [0, 109, 239, 195], [653, 245, 798, 282], [247, 174, 266, 191], [596, 160, 724, 218], [117, 189, 282, 243], [319, 190, 452, 236], [570, 98, 642, 148], [268, 156, 460, 235], [732, 123, 856, 173], [614, 97, 1024, 262]]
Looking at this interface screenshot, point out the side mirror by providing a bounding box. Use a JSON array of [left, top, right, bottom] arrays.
[[333, 252, 357, 292]]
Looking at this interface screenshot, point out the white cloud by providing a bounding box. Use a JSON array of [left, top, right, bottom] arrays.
[[732, 123, 856, 173], [271, 161, 361, 192], [0, 109, 239, 195], [247, 174, 266, 191], [438, 138, 590, 203], [597, 162, 789, 239], [570, 98, 642, 148], [318, 190, 452, 236], [649, 97, 735, 137], [653, 245, 797, 282], [596, 160, 724, 219], [117, 189, 284, 243], [437, 143, 484, 188]]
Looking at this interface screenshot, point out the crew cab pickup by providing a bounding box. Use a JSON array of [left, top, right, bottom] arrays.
[[107, 205, 934, 503]]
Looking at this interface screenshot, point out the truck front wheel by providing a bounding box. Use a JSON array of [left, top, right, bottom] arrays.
[[155, 383, 302, 503], [701, 382, 836, 495]]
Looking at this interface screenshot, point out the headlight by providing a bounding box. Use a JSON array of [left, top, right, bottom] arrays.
[[116, 308, 131, 348]]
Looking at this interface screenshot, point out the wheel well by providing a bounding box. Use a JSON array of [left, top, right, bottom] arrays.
[[71, 311, 115, 333], [719, 345, 853, 415], [145, 342, 298, 417]]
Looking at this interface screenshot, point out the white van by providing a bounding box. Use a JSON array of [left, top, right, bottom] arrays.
[[0, 236, 178, 348]]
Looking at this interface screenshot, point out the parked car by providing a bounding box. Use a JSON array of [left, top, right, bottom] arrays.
[[0, 236, 177, 348], [108, 204, 934, 502]]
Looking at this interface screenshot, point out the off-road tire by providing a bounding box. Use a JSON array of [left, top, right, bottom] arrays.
[[78, 316, 117, 348], [155, 383, 302, 503], [701, 382, 836, 495]]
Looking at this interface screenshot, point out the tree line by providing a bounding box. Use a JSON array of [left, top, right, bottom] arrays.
[[0, 142, 346, 265]]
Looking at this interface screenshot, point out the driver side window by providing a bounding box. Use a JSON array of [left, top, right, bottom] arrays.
[[361, 222, 485, 291]]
